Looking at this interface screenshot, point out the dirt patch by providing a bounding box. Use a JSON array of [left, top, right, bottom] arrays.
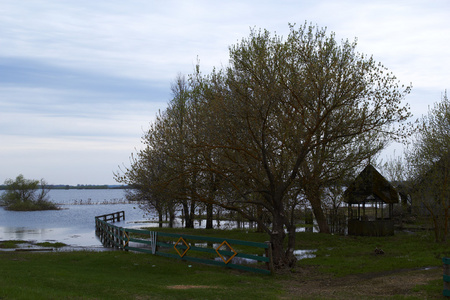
[[281, 266, 442, 299], [167, 285, 218, 290]]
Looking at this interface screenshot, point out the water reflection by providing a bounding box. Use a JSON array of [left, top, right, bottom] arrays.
[[2, 227, 55, 240], [0, 203, 151, 247], [1, 189, 323, 250]]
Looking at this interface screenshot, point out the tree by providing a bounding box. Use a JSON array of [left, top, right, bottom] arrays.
[[120, 23, 411, 269], [0, 174, 57, 211], [115, 75, 199, 228], [406, 91, 450, 242], [160, 74, 198, 228], [184, 23, 410, 267]]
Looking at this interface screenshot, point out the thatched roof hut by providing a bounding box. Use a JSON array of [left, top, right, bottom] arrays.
[[343, 164, 399, 205], [343, 164, 399, 236]]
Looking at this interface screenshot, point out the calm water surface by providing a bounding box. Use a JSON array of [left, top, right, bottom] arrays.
[[1, 189, 319, 250], [0, 189, 155, 248]]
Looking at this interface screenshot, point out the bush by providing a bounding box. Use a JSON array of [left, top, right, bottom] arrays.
[[0, 175, 58, 211]]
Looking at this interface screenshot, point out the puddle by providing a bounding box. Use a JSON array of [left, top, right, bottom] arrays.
[[294, 249, 317, 260], [214, 256, 259, 264]]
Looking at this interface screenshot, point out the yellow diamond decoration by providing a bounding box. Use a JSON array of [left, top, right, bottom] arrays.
[[174, 237, 190, 258], [215, 240, 237, 264], [123, 230, 129, 248]]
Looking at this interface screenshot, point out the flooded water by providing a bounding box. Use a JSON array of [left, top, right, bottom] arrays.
[[0, 189, 260, 248], [1, 189, 321, 258], [0, 189, 154, 248]]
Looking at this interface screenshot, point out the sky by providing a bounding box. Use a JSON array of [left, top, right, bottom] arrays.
[[1, 0, 449, 185]]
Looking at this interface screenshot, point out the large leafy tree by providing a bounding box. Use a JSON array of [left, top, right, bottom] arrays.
[[120, 23, 411, 269], [406, 91, 450, 242], [185, 23, 411, 267]]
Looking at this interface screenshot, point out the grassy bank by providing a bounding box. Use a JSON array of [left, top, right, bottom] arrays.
[[1, 229, 448, 299], [1, 199, 59, 211], [0, 250, 281, 299]]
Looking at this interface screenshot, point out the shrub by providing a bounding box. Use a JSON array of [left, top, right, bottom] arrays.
[[0, 175, 58, 211]]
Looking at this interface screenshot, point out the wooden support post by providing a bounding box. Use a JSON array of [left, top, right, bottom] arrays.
[[375, 200, 378, 219], [265, 241, 274, 274], [444, 257, 450, 297]]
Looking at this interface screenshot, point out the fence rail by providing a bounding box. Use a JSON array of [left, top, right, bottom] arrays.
[[95, 211, 272, 274], [96, 211, 125, 222]]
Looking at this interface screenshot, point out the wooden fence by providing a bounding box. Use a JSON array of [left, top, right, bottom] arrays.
[[444, 257, 450, 297], [95, 211, 273, 275], [96, 211, 125, 222]]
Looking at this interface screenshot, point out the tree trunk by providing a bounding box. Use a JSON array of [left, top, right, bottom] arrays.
[[305, 185, 330, 234], [269, 212, 297, 268], [189, 200, 196, 228], [168, 203, 175, 228], [158, 210, 163, 228], [206, 203, 213, 229], [182, 201, 194, 228], [286, 224, 297, 266]]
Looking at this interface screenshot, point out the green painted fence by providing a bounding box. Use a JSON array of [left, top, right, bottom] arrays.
[[444, 257, 450, 297], [95, 212, 273, 275]]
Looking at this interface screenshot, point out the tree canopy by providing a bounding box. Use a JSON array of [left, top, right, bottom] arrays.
[[406, 91, 449, 242], [117, 23, 411, 268], [0, 174, 57, 211]]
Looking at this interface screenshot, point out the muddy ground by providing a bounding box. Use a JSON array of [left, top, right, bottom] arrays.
[[280, 266, 442, 299]]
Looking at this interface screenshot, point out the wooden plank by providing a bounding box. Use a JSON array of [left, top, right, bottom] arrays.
[[129, 237, 269, 263], [157, 232, 268, 248], [126, 246, 154, 254]]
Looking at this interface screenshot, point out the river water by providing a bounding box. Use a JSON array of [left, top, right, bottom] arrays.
[[0, 189, 154, 248]]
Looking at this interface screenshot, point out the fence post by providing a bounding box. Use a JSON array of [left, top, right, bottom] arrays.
[[265, 241, 274, 274], [444, 257, 450, 297], [114, 227, 118, 248]]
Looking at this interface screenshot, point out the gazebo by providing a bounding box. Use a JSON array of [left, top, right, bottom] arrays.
[[343, 165, 399, 236]]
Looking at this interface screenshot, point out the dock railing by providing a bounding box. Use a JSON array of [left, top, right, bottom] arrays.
[[95, 211, 273, 275]]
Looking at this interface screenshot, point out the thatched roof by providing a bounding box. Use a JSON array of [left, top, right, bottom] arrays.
[[343, 165, 399, 204]]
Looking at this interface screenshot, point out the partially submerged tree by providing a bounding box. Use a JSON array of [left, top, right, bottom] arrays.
[[0, 174, 57, 211]]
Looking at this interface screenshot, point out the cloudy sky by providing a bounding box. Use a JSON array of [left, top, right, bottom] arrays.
[[1, 0, 449, 185]]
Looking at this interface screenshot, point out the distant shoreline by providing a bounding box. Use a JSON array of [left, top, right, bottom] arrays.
[[0, 185, 129, 191]]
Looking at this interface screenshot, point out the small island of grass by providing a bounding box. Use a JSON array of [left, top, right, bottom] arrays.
[[0, 175, 58, 211]]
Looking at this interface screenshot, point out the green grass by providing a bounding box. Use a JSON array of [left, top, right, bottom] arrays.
[[0, 240, 28, 248], [147, 227, 449, 277], [295, 231, 449, 277], [1, 228, 449, 299], [411, 278, 444, 299], [0, 240, 67, 249], [35, 242, 67, 248], [2, 199, 58, 211], [0, 251, 282, 300]]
